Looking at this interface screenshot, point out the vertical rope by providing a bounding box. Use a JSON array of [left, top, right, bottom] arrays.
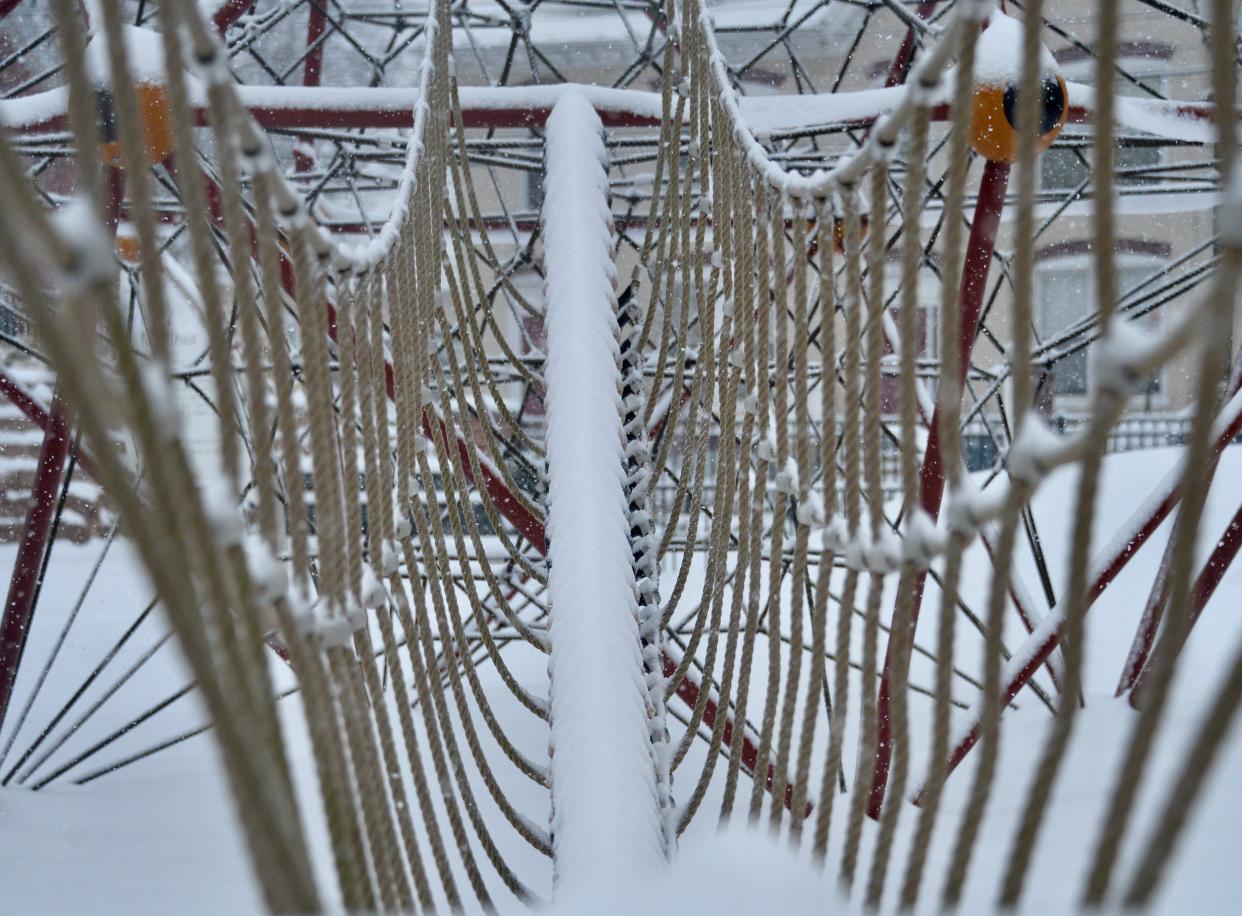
[[0, 131, 320, 916], [901, 14, 979, 899], [841, 160, 890, 892], [995, 2, 1071, 906], [865, 102, 930, 908], [746, 193, 792, 824], [1082, 0, 1237, 898], [790, 195, 838, 842], [768, 198, 814, 834], [813, 186, 863, 864], [720, 169, 774, 821], [253, 178, 373, 911], [358, 271, 459, 911]]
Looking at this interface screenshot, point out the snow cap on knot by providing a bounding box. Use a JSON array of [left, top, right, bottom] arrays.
[[1006, 416, 1063, 486]]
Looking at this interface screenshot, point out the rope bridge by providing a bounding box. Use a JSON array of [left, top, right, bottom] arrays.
[[0, 0, 1239, 911]]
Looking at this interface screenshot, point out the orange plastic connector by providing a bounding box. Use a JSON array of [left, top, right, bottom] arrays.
[[99, 83, 175, 168], [115, 223, 141, 265], [832, 214, 870, 255], [970, 74, 1068, 164]]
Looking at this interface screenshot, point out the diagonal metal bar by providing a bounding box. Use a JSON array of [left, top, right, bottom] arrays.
[[868, 159, 1012, 819], [1127, 495, 1242, 708], [915, 394, 1242, 802], [0, 390, 72, 735]]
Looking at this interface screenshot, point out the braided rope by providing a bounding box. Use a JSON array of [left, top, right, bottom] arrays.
[[841, 161, 892, 891], [1, 0, 1239, 911], [864, 101, 931, 908]]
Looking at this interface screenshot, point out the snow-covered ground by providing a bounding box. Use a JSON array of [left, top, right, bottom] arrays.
[[1, 446, 1240, 913]]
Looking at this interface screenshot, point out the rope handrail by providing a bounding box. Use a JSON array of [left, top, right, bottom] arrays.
[[686, 0, 993, 199], [0, 0, 1239, 911], [170, 0, 445, 274]]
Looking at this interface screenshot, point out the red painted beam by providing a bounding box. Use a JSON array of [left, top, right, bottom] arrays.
[[0, 87, 666, 134], [0, 390, 71, 733], [0, 167, 125, 729], [0, 369, 97, 481], [66, 97, 1242, 135], [917, 401, 1242, 800], [293, 1, 328, 173], [0, 370, 98, 483], [1116, 353, 1242, 696], [1186, 504, 1242, 629], [1128, 496, 1242, 706], [1115, 533, 1177, 697], [210, 0, 255, 34], [0, 162, 129, 725], [419, 410, 546, 555], [867, 159, 1011, 819], [301, 4, 327, 89], [663, 652, 797, 812], [0, 370, 52, 431], [882, 2, 940, 90], [239, 104, 664, 132], [7, 91, 1224, 137]]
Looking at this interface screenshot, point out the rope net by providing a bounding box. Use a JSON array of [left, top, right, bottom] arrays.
[[0, 0, 1238, 911]]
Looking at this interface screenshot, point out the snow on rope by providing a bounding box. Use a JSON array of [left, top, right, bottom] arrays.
[[686, 0, 995, 197], [169, 0, 446, 273], [541, 90, 668, 903]]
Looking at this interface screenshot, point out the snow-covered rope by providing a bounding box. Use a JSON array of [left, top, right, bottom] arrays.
[[540, 90, 668, 904], [2, 0, 1242, 910], [685, 0, 993, 199], [645, 1, 1242, 911], [173, 0, 445, 275]]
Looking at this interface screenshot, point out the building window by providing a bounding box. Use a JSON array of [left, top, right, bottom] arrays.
[[0, 302, 27, 339], [1040, 145, 1088, 193], [527, 168, 544, 211], [1038, 264, 1161, 398], [1040, 137, 1164, 191], [1041, 68, 1168, 191], [879, 286, 937, 414], [1038, 269, 1090, 395]]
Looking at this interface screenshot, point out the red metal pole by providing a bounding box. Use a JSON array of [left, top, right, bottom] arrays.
[[0, 371, 52, 430], [1128, 497, 1242, 707], [1116, 354, 1242, 696], [663, 652, 797, 811], [918, 402, 1242, 799], [301, 3, 327, 88], [5, 86, 1221, 138], [0, 164, 123, 730], [0, 391, 71, 732], [420, 411, 546, 555], [867, 159, 1011, 819], [0, 374, 97, 483], [211, 0, 255, 34], [881, 2, 940, 89], [293, 2, 329, 173], [1185, 504, 1242, 630], [1115, 532, 1176, 697]]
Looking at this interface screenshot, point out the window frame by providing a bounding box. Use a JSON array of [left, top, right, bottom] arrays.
[[1035, 254, 1167, 407], [1039, 61, 1172, 194]]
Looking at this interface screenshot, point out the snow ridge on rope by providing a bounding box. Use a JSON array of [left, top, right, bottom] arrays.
[[541, 90, 668, 905], [0, 0, 1240, 911]]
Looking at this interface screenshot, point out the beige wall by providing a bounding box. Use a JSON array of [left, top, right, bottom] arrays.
[[458, 2, 1231, 423]]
